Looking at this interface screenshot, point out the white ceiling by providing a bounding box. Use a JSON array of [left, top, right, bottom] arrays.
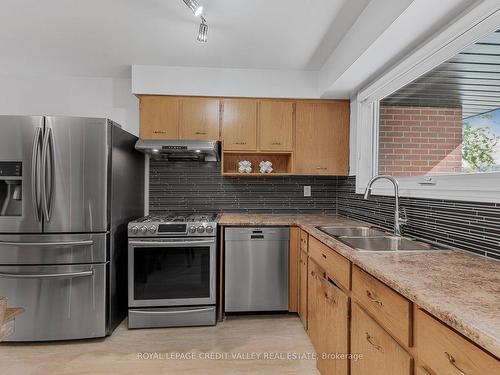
[[0, 0, 369, 78], [0, 0, 482, 98]]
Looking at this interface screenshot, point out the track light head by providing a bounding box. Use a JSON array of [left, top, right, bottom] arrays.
[[197, 22, 208, 43], [182, 0, 203, 17]]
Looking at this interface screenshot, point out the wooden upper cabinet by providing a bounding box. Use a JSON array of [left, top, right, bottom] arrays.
[[258, 101, 293, 151], [295, 101, 349, 175], [139, 96, 179, 140], [221, 99, 257, 150], [180, 97, 220, 140]]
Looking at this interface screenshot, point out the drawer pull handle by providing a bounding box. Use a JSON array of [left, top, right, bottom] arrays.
[[324, 292, 336, 305], [195, 131, 207, 135], [235, 142, 247, 145], [445, 352, 468, 375], [365, 332, 384, 353], [366, 290, 383, 306], [316, 166, 327, 170], [321, 253, 327, 259], [271, 142, 282, 145]]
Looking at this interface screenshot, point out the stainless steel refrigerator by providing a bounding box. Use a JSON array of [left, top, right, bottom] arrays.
[[0, 116, 144, 341]]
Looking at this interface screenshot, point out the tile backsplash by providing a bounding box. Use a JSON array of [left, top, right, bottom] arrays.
[[149, 161, 499, 260], [336, 176, 500, 260], [149, 161, 337, 214]]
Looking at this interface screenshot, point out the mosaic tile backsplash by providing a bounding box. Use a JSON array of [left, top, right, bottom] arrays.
[[149, 161, 500, 259], [149, 161, 337, 214], [336, 176, 500, 260]]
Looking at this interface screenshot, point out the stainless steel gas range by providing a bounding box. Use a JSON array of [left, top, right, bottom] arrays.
[[127, 214, 218, 329]]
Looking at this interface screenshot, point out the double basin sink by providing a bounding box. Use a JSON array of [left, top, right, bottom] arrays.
[[317, 226, 444, 252]]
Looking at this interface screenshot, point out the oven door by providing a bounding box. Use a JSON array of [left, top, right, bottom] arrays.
[[128, 238, 216, 307]]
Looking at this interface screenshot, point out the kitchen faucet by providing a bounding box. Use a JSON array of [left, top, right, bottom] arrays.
[[363, 175, 407, 236]]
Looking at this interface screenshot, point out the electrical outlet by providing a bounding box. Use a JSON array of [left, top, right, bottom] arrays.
[[304, 186, 311, 197]]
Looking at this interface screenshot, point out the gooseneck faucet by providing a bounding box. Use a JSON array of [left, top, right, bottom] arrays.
[[363, 175, 407, 236]]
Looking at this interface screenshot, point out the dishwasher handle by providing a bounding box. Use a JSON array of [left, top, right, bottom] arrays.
[[251, 235, 265, 239]]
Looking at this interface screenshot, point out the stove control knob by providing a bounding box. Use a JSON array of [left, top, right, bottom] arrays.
[[197, 226, 205, 233], [188, 226, 197, 234], [205, 225, 214, 233], [140, 226, 148, 234], [130, 226, 139, 234], [148, 225, 157, 234]]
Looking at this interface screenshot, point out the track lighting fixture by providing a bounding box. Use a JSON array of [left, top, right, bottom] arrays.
[[181, 0, 208, 43], [197, 21, 208, 43]]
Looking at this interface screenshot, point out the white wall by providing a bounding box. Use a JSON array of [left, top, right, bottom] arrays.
[[132, 65, 319, 99], [0, 74, 139, 135]]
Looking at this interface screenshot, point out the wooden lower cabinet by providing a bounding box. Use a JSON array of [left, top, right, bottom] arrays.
[[415, 307, 500, 375], [298, 249, 308, 328], [351, 303, 412, 375], [308, 259, 349, 375], [288, 227, 300, 312], [307, 260, 322, 350]]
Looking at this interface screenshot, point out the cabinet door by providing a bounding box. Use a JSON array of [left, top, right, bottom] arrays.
[[298, 249, 308, 329], [221, 99, 257, 150], [259, 101, 293, 151], [307, 260, 322, 351], [180, 97, 220, 140], [351, 303, 412, 375], [295, 101, 349, 175], [288, 227, 300, 313], [316, 275, 349, 375], [139, 96, 179, 140]]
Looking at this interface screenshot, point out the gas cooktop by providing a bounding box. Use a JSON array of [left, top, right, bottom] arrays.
[[128, 213, 218, 237]]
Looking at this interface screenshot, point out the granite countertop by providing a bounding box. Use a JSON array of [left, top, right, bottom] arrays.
[[218, 213, 500, 358]]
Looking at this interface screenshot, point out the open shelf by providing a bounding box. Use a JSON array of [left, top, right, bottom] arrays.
[[222, 151, 293, 176]]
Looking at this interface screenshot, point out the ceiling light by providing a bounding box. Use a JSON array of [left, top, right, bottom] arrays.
[[152, 149, 159, 153], [194, 6, 203, 17], [182, 0, 203, 17], [197, 22, 208, 43], [181, 0, 208, 43]]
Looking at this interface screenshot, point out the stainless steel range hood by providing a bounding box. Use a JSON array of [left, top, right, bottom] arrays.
[[135, 140, 220, 161]]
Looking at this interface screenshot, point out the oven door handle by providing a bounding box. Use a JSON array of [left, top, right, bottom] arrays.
[[129, 240, 215, 247], [130, 307, 214, 315]]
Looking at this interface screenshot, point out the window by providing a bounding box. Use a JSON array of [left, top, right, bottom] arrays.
[[354, 4, 500, 202], [377, 32, 500, 178]]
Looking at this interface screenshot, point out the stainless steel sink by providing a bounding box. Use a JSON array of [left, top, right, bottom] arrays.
[[317, 226, 387, 237], [338, 236, 436, 252]]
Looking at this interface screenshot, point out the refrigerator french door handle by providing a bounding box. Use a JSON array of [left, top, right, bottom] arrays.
[[41, 128, 54, 222], [0, 240, 93, 247], [48, 127, 55, 219], [31, 127, 43, 222]]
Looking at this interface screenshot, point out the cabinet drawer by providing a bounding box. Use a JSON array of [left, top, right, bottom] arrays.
[[415, 308, 500, 375], [351, 303, 412, 375], [299, 230, 308, 252], [352, 266, 411, 347], [308, 237, 350, 290]]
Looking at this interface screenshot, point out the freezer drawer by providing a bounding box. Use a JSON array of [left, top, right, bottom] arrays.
[[225, 227, 289, 312], [128, 306, 216, 329], [0, 263, 106, 341], [0, 233, 108, 265]]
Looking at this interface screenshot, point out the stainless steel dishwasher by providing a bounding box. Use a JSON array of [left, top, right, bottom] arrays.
[[224, 227, 289, 312]]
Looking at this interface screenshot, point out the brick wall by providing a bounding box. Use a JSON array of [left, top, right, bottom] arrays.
[[379, 106, 463, 176]]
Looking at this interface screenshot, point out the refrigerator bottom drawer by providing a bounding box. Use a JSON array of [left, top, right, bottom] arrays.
[[0, 263, 107, 341], [128, 306, 216, 329]]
